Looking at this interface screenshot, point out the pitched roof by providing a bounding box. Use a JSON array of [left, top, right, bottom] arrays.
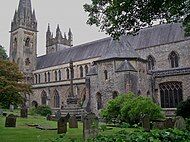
[[97, 36, 140, 61], [36, 23, 188, 70], [36, 38, 110, 69], [116, 60, 137, 72], [126, 23, 186, 49]]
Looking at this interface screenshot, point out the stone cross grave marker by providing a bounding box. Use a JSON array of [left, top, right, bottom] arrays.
[[5, 114, 17, 127], [164, 118, 174, 129], [142, 115, 150, 132], [69, 114, 78, 128], [83, 113, 99, 140], [20, 106, 28, 118], [55, 110, 62, 121], [57, 116, 68, 134]]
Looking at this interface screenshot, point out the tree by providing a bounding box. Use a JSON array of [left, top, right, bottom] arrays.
[[0, 60, 31, 108], [176, 98, 190, 118], [0, 46, 8, 60], [84, 0, 190, 39]]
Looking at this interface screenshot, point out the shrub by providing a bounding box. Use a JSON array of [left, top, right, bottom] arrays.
[[101, 92, 164, 125], [35, 105, 52, 116], [88, 129, 190, 142], [176, 99, 190, 118]]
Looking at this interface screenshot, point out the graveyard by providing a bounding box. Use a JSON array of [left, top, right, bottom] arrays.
[[0, 109, 127, 142]]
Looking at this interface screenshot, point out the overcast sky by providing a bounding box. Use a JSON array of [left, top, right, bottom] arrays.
[[0, 0, 107, 56]]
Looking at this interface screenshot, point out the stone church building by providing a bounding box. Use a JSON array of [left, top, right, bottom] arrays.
[[9, 0, 190, 117]]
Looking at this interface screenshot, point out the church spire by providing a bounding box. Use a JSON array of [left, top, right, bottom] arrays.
[[11, 0, 37, 31]]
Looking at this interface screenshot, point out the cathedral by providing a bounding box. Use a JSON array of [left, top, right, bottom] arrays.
[[9, 0, 190, 117]]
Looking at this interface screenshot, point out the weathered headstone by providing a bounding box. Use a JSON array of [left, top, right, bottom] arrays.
[[5, 114, 16, 127], [83, 113, 99, 140], [69, 115, 78, 128], [55, 110, 62, 120], [20, 107, 28, 118], [65, 113, 70, 121], [142, 115, 150, 132], [9, 104, 14, 112], [46, 114, 51, 121], [174, 116, 186, 130], [0, 109, 3, 115], [165, 118, 174, 129], [57, 116, 68, 134]]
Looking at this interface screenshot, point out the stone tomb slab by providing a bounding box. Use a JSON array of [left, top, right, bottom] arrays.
[[5, 114, 17, 127]]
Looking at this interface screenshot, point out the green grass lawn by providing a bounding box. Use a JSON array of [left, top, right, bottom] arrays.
[[0, 110, 128, 142]]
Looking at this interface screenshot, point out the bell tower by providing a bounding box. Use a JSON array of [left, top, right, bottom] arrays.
[[9, 0, 37, 83]]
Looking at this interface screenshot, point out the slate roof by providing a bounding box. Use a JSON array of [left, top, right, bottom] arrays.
[[36, 23, 188, 70], [97, 36, 140, 62], [36, 38, 110, 69], [116, 60, 137, 72], [126, 23, 186, 49]]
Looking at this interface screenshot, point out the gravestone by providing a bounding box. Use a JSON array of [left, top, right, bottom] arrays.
[[142, 115, 150, 132], [9, 104, 14, 112], [165, 118, 174, 129], [20, 106, 28, 118], [83, 113, 99, 140], [55, 110, 62, 120], [57, 116, 68, 134], [46, 114, 51, 121], [65, 113, 70, 122], [0, 109, 3, 115], [69, 115, 78, 128], [5, 114, 16, 127], [174, 116, 186, 130]]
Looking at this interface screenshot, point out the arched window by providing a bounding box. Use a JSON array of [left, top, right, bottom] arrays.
[[44, 73, 47, 82], [80, 66, 83, 78], [112, 91, 118, 99], [32, 101, 38, 108], [25, 37, 30, 47], [14, 38, 17, 49], [104, 70, 108, 80], [58, 70, 61, 81], [38, 74, 41, 83], [54, 70, 57, 81], [159, 82, 183, 108], [66, 68, 70, 79], [25, 58, 30, 66], [54, 90, 60, 108], [169, 51, 179, 68], [48, 72, 50, 82], [147, 55, 155, 70], [96, 92, 103, 110], [85, 65, 88, 75], [34, 74, 37, 84], [41, 91, 47, 105]]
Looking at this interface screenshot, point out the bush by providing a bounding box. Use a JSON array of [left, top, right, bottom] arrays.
[[101, 92, 164, 125], [35, 105, 52, 116], [176, 99, 190, 118], [88, 129, 190, 142]]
